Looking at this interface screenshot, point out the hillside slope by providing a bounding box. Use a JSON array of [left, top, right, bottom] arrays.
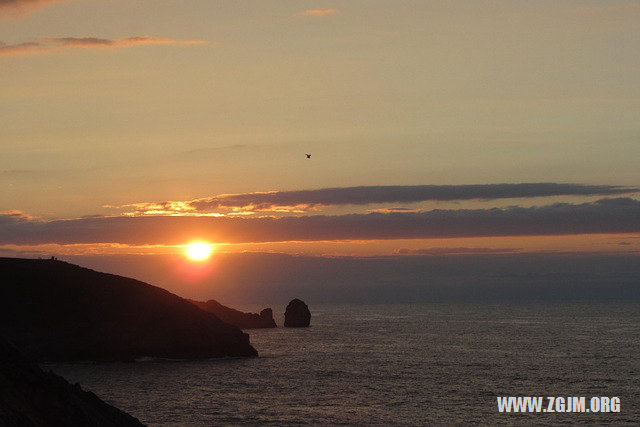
[[0, 258, 257, 361], [0, 335, 144, 426]]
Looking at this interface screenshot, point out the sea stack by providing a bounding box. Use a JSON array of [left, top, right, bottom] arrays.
[[284, 299, 311, 327], [260, 308, 276, 327]]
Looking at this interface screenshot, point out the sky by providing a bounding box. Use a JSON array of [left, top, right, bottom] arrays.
[[1, 0, 640, 273]]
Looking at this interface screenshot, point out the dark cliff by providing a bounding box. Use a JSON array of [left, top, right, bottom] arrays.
[[0, 258, 257, 362], [0, 335, 144, 426], [189, 299, 277, 329]]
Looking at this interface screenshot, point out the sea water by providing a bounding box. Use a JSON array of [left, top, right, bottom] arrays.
[[49, 303, 639, 425]]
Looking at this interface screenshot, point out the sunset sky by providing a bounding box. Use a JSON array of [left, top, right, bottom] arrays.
[[2, 0, 640, 260]]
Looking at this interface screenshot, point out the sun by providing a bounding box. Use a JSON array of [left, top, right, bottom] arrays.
[[185, 242, 213, 261]]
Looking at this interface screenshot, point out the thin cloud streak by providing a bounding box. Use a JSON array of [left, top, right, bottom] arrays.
[[0, 36, 206, 56], [394, 247, 523, 256], [300, 8, 339, 16], [2, 198, 640, 245], [0, 0, 70, 17], [121, 183, 639, 214]]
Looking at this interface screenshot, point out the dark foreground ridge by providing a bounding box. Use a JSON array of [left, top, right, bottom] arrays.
[[189, 299, 277, 329], [0, 336, 144, 426], [284, 298, 311, 327], [0, 258, 257, 362]]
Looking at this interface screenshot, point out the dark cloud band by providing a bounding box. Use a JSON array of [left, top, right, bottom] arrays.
[[2, 197, 640, 245], [184, 183, 638, 212]]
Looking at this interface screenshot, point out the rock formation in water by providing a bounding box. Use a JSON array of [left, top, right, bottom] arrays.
[[284, 298, 311, 327], [260, 308, 274, 325], [189, 299, 277, 329], [0, 258, 257, 362], [0, 335, 144, 426]]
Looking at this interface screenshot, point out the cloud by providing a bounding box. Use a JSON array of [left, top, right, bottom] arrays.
[[0, 246, 45, 257], [394, 247, 522, 256], [0, 36, 206, 56], [0, 0, 70, 17], [0, 41, 44, 56], [121, 183, 639, 215], [369, 207, 419, 213], [2, 197, 640, 245], [300, 8, 339, 17], [0, 210, 35, 225]]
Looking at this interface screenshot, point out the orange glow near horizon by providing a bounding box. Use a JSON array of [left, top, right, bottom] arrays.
[[1, 233, 640, 258], [185, 242, 213, 261]]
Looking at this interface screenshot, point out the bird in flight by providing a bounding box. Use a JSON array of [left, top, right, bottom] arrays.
[[305, 153, 311, 159]]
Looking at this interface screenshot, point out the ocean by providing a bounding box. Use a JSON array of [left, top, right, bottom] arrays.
[[48, 303, 639, 425]]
